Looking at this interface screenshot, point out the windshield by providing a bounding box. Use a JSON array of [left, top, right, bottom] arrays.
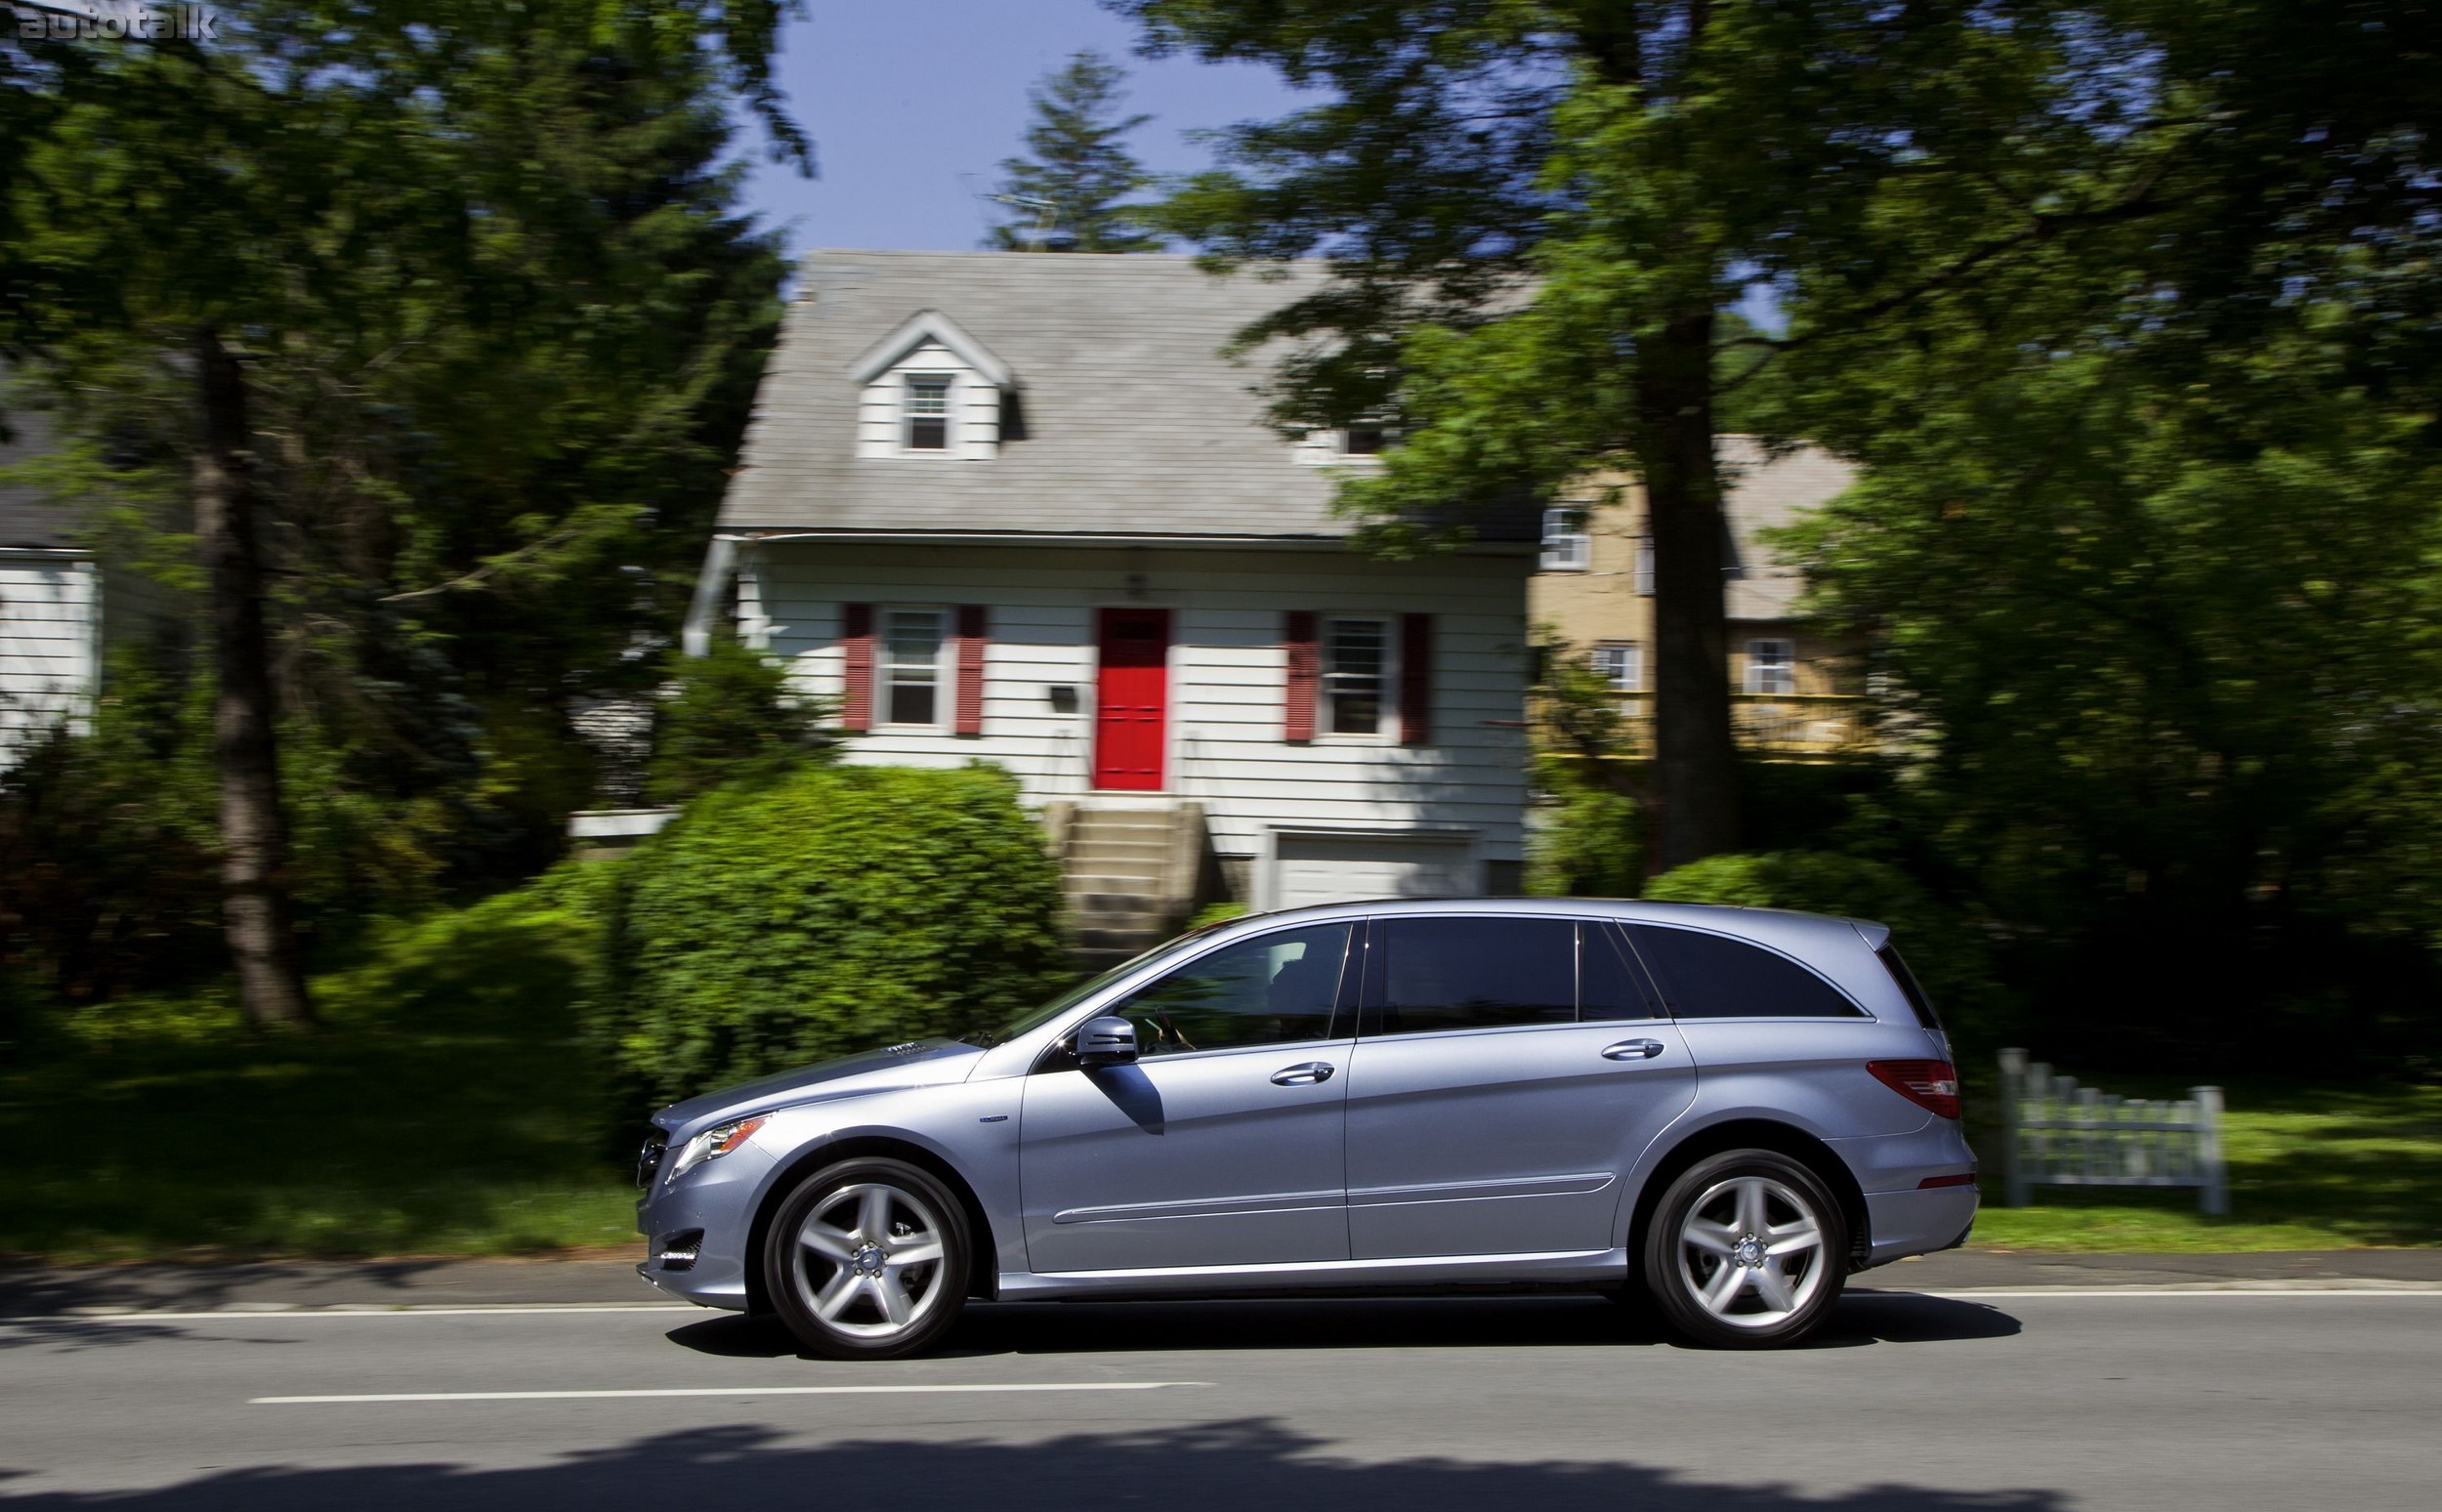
[[947, 923, 1221, 1055], [957, 918, 1240, 1048]]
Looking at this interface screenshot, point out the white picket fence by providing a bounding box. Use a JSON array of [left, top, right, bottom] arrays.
[[1997, 1049, 2229, 1214]]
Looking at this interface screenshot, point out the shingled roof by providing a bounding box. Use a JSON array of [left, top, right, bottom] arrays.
[[723, 251, 1498, 541]]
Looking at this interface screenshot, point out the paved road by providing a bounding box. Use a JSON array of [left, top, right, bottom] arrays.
[[1, 1285, 2435, 1510]]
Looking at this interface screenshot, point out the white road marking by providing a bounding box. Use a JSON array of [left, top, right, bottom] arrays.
[[254, 1381, 1208, 1405]]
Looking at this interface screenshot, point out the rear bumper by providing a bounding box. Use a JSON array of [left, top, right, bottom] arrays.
[[1861, 1185, 1979, 1266]]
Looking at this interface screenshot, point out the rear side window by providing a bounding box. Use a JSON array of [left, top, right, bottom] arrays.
[[1876, 944, 1944, 1032], [1625, 924, 1863, 1019], [1366, 916, 1576, 1034], [1579, 922, 1663, 1021]]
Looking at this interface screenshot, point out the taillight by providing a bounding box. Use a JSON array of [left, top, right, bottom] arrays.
[[1869, 1059, 1961, 1119]]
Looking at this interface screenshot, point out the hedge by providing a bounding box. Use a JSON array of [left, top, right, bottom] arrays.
[[587, 763, 1072, 1108]]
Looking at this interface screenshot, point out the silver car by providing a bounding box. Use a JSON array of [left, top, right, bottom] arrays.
[[633, 899, 1976, 1356]]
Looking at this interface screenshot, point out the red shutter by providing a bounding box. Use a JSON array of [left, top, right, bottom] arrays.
[[953, 604, 988, 736], [1400, 612, 1434, 745], [1284, 610, 1319, 744], [839, 603, 874, 733]]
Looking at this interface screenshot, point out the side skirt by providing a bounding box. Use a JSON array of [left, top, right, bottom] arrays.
[[996, 1247, 1630, 1301]]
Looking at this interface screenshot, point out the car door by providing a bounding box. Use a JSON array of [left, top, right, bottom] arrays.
[[1019, 920, 1357, 1274], [1342, 914, 1697, 1260]]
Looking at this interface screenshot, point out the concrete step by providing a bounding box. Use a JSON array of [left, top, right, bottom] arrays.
[[1070, 836, 1172, 859], [1064, 873, 1166, 895], [1072, 815, 1175, 835]]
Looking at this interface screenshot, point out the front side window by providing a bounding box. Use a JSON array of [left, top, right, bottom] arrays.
[[1111, 922, 1354, 1056], [1625, 924, 1861, 1019], [1590, 643, 1642, 692], [882, 608, 945, 726], [1364, 916, 1577, 1034], [1324, 616, 1388, 736], [1540, 506, 1592, 570], [905, 374, 950, 450], [1746, 638, 1795, 695]]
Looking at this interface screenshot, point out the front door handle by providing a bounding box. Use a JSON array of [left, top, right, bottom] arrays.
[[1602, 1038, 1666, 1062], [1271, 1062, 1335, 1086]]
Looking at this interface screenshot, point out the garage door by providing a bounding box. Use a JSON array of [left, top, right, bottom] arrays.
[[1272, 833, 1477, 910]]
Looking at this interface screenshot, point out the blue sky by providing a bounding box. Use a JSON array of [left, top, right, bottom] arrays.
[[739, 1, 1303, 256]]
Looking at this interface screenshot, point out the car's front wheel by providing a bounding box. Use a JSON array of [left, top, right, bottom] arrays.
[[764, 1156, 969, 1359], [1642, 1150, 1846, 1349]]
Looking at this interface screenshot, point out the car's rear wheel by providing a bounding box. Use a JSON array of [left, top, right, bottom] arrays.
[[1642, 1149, 1845, 1349], [764, 1157, 969, 1360]]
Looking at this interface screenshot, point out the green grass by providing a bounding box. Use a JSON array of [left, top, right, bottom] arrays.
[[0, 885, 639, 1263], [1963, 1075, 2442, 1252]]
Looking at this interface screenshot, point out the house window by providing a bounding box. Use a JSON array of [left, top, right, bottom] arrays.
[[883, 609, 947, 725], [1324, 616, 1389, 736], [1590, 643, 1642, 692], [1540, 507, 1591, 571], [904, 374, 951, 451], [1633, 536, 1655, 595], [1343, 423, 1389, 456], [1746, 638, 1795, 695]]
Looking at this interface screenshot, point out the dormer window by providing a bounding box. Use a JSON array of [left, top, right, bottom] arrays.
[[905, 375, 951, 451]]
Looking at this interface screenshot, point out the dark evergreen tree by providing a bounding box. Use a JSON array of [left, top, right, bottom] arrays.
[[989, 50, 1159, 253]]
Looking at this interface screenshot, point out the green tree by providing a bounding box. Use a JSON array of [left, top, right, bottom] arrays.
[[1121, 0, 2175, 871], [989, 49, 1160, 252], [3, 6, 807, 1024]]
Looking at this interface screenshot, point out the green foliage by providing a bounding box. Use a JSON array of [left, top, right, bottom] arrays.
[[645, 639, 836, 804], [1187, 901, 1249, 931], [588, 764, 1072, 1108], [989, 50, 1161, 252], [1645, 851, 1999, 1046], [1526, 766, 1643, 900]]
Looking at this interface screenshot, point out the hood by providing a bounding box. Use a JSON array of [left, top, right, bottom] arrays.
[[652, 1038, 984, 1134]]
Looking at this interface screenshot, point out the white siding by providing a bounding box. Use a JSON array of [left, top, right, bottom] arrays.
[[853, 340, 1001, 461], [744, 542, 1533, 865], [0, 554, 99, 759]]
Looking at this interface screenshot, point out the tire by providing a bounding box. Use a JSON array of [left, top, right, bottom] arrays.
[[1641, 1149, 1847, 1349], [763, 1156, 970, 1360]]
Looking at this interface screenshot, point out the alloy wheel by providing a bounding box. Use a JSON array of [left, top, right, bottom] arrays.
[[1672, 1173, 1829, 1329], [790, 1180, 950, 1341]]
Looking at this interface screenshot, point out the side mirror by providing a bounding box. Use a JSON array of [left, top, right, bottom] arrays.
[[1075, 1016, 1140, 1069]]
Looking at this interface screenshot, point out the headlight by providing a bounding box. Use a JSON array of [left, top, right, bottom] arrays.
[[665, 1114, 769, 1183]]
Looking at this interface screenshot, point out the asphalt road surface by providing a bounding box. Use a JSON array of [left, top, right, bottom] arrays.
[[2, 1286, 2435, 1510]]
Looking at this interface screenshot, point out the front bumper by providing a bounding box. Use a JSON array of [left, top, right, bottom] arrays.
[[632, 1144, 775, 1312]]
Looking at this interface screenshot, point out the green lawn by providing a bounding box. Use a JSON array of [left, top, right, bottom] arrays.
[[0, 887, 639, 1263], [1964, 1075, 2442, 1252], [3, 893, 2435, 1261]]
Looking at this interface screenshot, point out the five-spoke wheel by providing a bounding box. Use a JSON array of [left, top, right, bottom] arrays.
[[1643, 1150, 1846, 1348], [764, 1157, 969, 1359]]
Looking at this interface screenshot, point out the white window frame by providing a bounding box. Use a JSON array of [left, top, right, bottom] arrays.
[[879, 606, 952, 730], [1590, 642, 1642, 693], [902, 372, 954, 454], [1632, 536, 1655, 596], [1745, 638, 1796, 696], [1540, 506, 1592, 571], [1318, 613, 1398, 743]]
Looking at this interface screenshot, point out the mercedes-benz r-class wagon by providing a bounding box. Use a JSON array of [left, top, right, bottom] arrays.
[[633, 899, 1976, 1355]]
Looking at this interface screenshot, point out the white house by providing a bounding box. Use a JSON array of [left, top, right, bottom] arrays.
[[694, 251, 1536, 949], [0, 397, 101, 763]]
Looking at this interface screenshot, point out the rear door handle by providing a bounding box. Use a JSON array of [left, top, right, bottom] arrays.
[[1271, 1062, 1335, 1086], [1602, 1039, 1665, 1062]]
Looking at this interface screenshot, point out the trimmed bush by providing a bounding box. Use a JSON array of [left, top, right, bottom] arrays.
[[588, 763, 1072, 1107], [1644, 850, 1998, 1042]]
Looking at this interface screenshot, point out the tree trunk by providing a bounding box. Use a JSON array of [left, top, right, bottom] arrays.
[[1637, 307, 1741, 872], [194, 327, 314, 1029]]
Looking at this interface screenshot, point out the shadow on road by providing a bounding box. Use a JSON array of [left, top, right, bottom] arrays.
[[0, 1417, 2067, 1511], [668, 1289, 2021, 1361]]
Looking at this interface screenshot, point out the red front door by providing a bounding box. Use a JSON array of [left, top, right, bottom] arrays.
[[1093, 608, 1169, 791]]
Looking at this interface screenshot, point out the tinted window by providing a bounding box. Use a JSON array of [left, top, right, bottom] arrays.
[[1579, 922, 1662, 1021], [1367, 917, 1576, 1035], [1114, 923, 1351, 1055], [1626, 925, 1861, 1019], [1877, 945, 1944, 1032]]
